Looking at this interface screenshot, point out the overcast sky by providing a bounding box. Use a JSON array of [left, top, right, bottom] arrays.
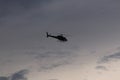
[[1, 0, 120, 80]]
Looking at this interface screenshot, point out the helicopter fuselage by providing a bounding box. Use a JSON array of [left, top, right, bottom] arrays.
[[52, 35, 67, 41], [47, 34, 67, 42]]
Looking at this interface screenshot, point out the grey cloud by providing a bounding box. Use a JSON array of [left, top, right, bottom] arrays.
[[10, 69, 29, 80], [35, 51, 71, 59], [95, 65, 108, 71], [1, 0, 120, 77], [0, 0, 53, 8], [0, 0, 53, 17], [0, 77, 8, 80], [25, 50, 75, 71], [0, 69, 29, 80], [96, 52, 120, 71], [98, 52, 120, 64], [37, 51, 74, 71], [39, 61, 68, 71]]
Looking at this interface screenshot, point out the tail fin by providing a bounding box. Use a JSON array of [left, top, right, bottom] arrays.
[[46, 32, 49, 38]]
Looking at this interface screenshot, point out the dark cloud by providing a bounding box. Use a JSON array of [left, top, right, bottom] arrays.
[[24, 49, 76, 71], [10, 69, 29, 80], [1, 0, 120, 78], [0, 0, 53, 17], [35, 51, 71, 59], [39, 61, 68, 71], [33, 50, 74, 71], [95, 65, 108, 71], [0, 69, 29, 80], [0, 0, 52, 8], [98, 52, 120, 63], [0, 77, 8, 80]]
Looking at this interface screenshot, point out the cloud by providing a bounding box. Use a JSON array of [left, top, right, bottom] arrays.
[[36, 51, 74, 71], [1, 0, 120, 76], [96, 52, 120, 71], [98, 52, 120, 64], [0, 69, 29, 80], [25, 50, 76, 71], [35, 51, 71, 59], [10, 69, 29, 80], [95, 65, 108, 71], [0, 77, 8, 80], [39, 61, 68, 71], [0, 0, 53, 18], [0, 0, 52, 9]]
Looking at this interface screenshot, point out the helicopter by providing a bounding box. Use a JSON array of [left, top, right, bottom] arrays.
[[46, 32, 68, 42]]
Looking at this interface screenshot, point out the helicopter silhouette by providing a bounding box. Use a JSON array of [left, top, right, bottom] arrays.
[[46, 32, 68, 42]]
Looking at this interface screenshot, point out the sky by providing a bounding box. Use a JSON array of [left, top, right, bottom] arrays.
[[0, 0, 120, 80]]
